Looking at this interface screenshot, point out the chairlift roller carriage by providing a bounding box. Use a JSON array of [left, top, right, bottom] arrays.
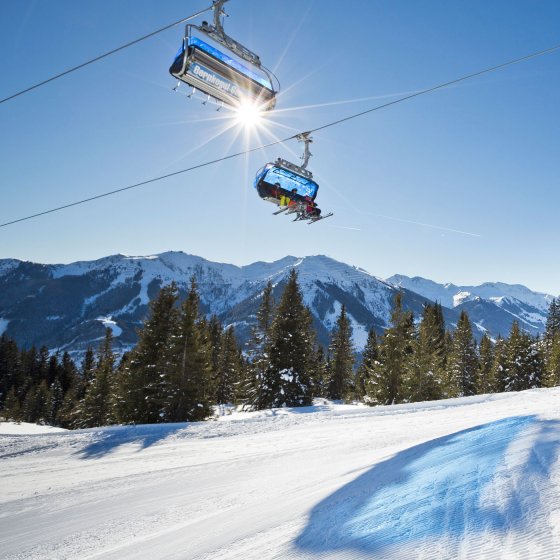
[[169, 0, 278, 110], [254, 134, 333, 224]]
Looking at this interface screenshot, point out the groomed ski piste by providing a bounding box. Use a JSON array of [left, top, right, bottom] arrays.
[[1, 389, 560, 559]]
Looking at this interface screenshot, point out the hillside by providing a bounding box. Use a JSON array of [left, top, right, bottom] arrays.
[[1, 388, 560, 559], [0, 253, 554, 360]]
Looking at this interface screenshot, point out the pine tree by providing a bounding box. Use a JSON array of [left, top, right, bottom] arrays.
[[544, 298, 560, 386], [207, 315, 223, 396], [2, 386, 22, 421], [404, 303, 446, 402], [524, 336, 544, 389], [447, 311, 478, 397], [327, 305, 355, 401], [367, 293, 415, 405], [503, 323, 543, 392], [22, 381, 50, 424], [477, 334, 495, 394], [215, 326, 243, 405], [115, 283, 180, 424], [77, 328, 116, 428], [308, 345, 328, 398], [76, 346, 95, 400], [491, 336, 508, 392], [356, 329, 379, 403], [261, 270, 314, 408], [243, 281, 275, 409], [545, 298, 560, 347], [47, 377, 65, 426], [545, 338, 560, 387], [0, 334, 23, 410], [165, 278, 213, 422]]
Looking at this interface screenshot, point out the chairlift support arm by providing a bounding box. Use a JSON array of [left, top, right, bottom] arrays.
[[297, 133, 313, 170], [199, 0, 262, 67]]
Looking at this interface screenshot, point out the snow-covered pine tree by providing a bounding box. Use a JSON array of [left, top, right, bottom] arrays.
[[525, 336, 544, 389], [165, 278, 213, 422], [503, 322, 543, 391], [327, 304, 355, 401], [115, 283, 179, 424], [261, 270, 314, 408], [356, 329, 379, 403], [367, 292, 415, 405], [446, 310, 478, 397]]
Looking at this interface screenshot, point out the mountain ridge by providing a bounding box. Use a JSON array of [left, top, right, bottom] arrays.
[[0, 252, 554, 359]]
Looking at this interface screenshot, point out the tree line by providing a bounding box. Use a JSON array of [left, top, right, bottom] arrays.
[[1, 270, 559, 427]]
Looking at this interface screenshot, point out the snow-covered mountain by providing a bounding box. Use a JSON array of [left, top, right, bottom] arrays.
[[388, 274, 554, 338], [0, 252, 554, 359]]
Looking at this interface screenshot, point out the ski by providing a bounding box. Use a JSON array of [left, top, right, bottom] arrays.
[[273, 206, 289, 215], [308, 212, 333, 224]]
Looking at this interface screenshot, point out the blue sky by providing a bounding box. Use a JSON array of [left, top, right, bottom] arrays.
[[1, 0, 559, 295]]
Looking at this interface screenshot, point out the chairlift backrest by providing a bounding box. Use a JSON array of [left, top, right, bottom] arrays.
[[254, 162, 319, 200]]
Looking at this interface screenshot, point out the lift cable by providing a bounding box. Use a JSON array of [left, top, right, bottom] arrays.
[[310, 42, 560, 134], [0, 5, 214, 106], [1, 41, 559, 229]]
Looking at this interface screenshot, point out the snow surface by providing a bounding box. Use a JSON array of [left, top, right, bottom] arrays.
[[2, 389, 560, 559], [0, 422, 67, 435], [0, 317, 9, 335], [96, 316, 123, 337]]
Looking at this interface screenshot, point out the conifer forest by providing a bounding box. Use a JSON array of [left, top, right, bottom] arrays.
[[1, 270, 560, 429]]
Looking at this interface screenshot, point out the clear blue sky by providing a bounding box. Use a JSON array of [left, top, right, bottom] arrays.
[[1, 0, 559, 295]]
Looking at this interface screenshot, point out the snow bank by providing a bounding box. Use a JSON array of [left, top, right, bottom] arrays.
[[1, 389, 560, 559], [0, 421, 67, 435]]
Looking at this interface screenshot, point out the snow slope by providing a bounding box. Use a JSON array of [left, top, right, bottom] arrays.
[[1, 390, 560, 559]]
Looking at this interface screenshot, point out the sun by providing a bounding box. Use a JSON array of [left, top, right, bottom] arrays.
[[233, 99, 265, 128]]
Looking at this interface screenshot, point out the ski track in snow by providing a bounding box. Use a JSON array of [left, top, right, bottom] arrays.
[[1, 389, 560, 559]]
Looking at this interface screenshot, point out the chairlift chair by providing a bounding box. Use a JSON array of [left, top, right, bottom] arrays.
[[170, 0, 278, 110]]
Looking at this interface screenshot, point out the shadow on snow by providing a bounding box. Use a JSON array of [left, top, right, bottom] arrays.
[[77, 422, 187, 459], [295, 415, 560, 555]]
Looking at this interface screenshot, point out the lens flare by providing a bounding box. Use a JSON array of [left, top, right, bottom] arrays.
[[234, 100, 264, 128]]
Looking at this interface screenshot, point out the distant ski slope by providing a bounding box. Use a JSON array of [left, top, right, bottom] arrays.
[[1, 389, 560, 559]]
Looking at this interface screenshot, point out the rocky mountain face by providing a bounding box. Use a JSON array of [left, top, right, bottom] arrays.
[[0, 252, 554, 360]]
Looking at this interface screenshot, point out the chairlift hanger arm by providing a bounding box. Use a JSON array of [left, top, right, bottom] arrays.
[[198, 0, 263, 68], [296, 132, 313, 170]]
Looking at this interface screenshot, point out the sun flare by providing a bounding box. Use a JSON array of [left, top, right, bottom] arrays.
[[234, 100, 265, 128]]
